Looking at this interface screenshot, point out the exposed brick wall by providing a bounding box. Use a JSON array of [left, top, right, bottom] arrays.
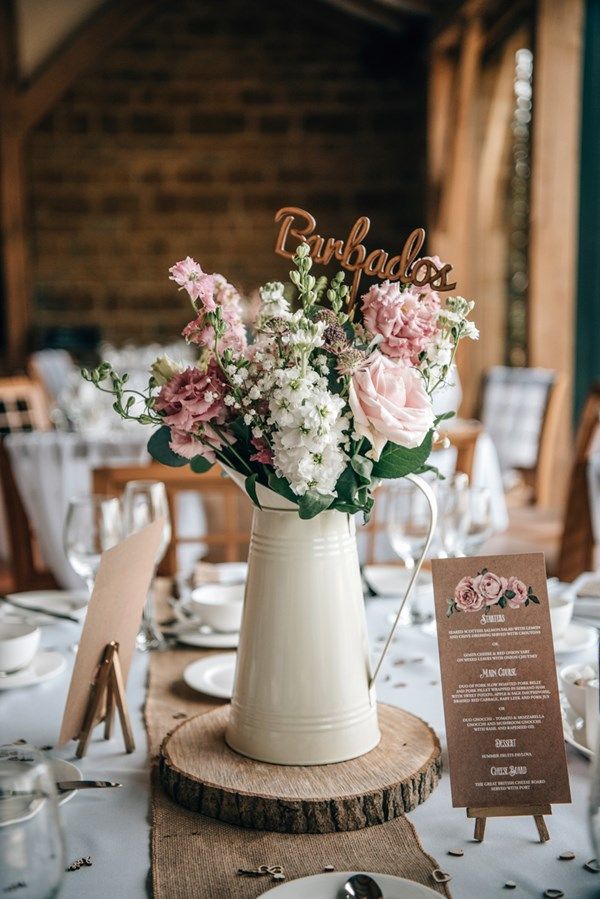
[[28, 0, 427, 345]]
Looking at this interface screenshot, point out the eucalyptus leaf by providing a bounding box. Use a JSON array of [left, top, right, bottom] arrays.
[[298, 491, 334, 519], [190, 455, 213, 474], [147, 426, 188, 468], [267, 472, 298, 505], [245, 473, 261, 508], [350, 454, 373, 482]]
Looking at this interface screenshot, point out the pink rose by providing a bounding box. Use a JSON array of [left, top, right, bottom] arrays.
[[361, 281, 441, 364], [155, 363, 228, 430], [169, 423, 228, 463], [169, 257, 216, 310], [473, 571, 507, 605], [505, 576, 528, 608], [348, 352, 434, 460], [454, 576, 485, 612]]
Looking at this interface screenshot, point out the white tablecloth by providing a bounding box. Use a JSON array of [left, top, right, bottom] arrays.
[[5, 431, 148, 589], [0, 599, 596, 899]]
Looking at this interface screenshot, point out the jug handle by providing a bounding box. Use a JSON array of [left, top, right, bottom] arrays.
[[369, 473, 438, 689]]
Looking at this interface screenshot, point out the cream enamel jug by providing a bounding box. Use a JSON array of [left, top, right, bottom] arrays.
[[224, 469, 437, 765]]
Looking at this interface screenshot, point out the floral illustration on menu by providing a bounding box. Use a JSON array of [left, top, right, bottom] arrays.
[[447, 568, 540, 616], [82, 233, 477, 520]]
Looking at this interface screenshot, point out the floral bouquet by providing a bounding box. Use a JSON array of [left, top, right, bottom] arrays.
[[448, 569, 540, 616], [84, 243, 478, 519]]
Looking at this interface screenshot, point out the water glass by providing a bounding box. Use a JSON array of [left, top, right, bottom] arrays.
[[436, 480, 471, 557], [464, 487, 494, 554], [122, 480, 172, 651], [0, 744, 65, 898], [386, 481, 434, 624], [63, 495, 123, 594]]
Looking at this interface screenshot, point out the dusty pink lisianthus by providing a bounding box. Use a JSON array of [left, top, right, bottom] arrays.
[[361, 281, 441, 364], [348, 351, 434, 460], [505, 575, 528, 608], [473, 571, 507, 605], [155, 363, 228, 431], [168, 425, 227, 463], [169, 257, 216, 311], [249, 436, 273, 464], [454, 576, 485, 612], [182, 312, 247, 354]]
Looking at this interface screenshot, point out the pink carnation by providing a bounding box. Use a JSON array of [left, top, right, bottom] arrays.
[[169, 257, 216, 311], [155, 363, 228, 430], [505, 576, 528, 608], [454, 576, 485, 612], [473, 571, 507, 605], [361, 281, 441, 364]]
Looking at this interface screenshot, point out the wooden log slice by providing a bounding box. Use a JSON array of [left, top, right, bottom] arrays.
[[159, 703, 441, 834]]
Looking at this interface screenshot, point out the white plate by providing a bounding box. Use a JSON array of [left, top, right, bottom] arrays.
[[562, 702, 594, 759], [0, 651, 66, 690], [261, 872, 442, 898], [554, 621, 597, 656], [0, 758, 81, 826], [177, 629, 239, 649], [363, 565, 432, 599], [183, 653, 236, 699], [194, 562, 247, 585], [3, 590, 88, 622]]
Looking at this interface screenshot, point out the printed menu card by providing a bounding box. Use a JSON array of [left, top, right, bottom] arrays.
[[431, 553, 571, 808]]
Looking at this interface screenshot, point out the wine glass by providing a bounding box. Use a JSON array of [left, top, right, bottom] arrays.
[[63, 495, 123, 595], [436, 479, 471, 557], [122, 480, 172, 652], [386, 481, 434, 624], [463, 487, 494, 554], [0, 744, 65, 898]]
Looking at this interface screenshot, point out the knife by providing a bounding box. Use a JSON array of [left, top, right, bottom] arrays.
[[56, 780, 122, 792], [0, 596, 81, 623]]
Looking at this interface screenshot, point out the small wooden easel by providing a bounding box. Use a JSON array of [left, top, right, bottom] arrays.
[[467, 805, 551, 842], [76, 641, 135, 759]]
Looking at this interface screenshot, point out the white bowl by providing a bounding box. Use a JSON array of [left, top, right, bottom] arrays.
[[0, 623, 40, 674], [560, 662, 598, 717], [189, 583, 244, 633], [586, 678, 600, 752], [549, 587, 575, 639]]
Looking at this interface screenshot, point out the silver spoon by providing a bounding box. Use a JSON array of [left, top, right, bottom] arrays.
[[343, 874, 383, 899]]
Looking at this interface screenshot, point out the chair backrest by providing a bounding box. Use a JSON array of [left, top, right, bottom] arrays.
[[0, 377, 51, 435], [556, 383, 600, 581], [28, 349, 75, 404], [0, 379, 54, 591], [480, 366, 565, 505], [92, 462, 253, 576]]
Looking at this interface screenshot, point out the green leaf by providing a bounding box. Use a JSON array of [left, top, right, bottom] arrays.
[[529, 595, 540, 604], [245, 473, 261, 508], [147, 426, 188, 467], [298, 491, 334, 519], [190, 455, 213, 474], [505, 590, 516, 599], [498, 596, 507, 608], [371, 431, 433, 480], [266, 472, 298, 505], [350, 454, 373, 482], [230, 416, 251, 444], [335, 466, 360, 504]]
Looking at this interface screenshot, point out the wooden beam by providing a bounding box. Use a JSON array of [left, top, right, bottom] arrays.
[[19, 0, 163, 133], [529, 0, 584, 506]]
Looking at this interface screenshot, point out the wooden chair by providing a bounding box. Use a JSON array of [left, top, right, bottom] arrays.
[[487, 383, 600, 580], [93, 462, 253, 576], [0, 377, 55, 591], [479, 367, 566, 507]]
